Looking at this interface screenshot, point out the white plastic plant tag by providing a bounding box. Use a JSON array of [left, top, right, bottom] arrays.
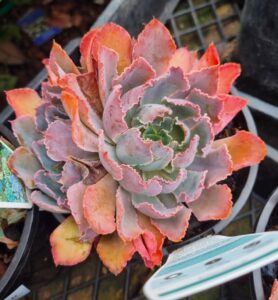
[[144, 232, 278, 300], [4, 284, 30, 300], [0, 138, 32, 209]]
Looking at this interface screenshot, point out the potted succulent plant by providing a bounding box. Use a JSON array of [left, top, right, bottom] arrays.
[[0, 124, 39, 299], [253, 188, 278, 300], [5, 19, 266, 275]]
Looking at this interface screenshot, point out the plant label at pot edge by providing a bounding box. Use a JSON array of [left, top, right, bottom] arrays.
[[0, 139, 32, 209], [144, 232, 278, 300]]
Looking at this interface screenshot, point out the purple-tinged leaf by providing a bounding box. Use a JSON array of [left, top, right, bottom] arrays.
[[187, 88, 223, 123], [134, 104, 172, 125], [102, 85, 128, 142], [8, 146, 41, 189], [189, 145, 232, 188], [187, 66, 218, 96], [83, 174, 117, 235], [172, 135, 199, 168], [139, 141, 174, 172], [116, 128, 153, 166], [61, 91, 99, 152], [11, 115, 42, 147], [151, 206, 191, 242], [154, 169, 187, 193], [113, 57, 155, 94], [163, 97, 201, 121], [189, 116, 214, 155], [173, 170, 207, 203], [45, 120, 95, 162], [188, 184, 232, 221], [141, 67, 189, 105], [59, 160, 86, 192], [32, 140, 62, 174], [67, 181, 97, 241], [34, 170, 67, 207], [120, 164, 162, 196], [45, 104, 68, 124], [35, 103, 49, 132], [30, 190, 69, 213], [116, 186, 143, 241], [98, 130, 123, 181], [133, 19, 176, 75], [98, 46, 118, 105], [132, 193, 183, 219], [76, 72, 103, 116], [41, 82, 61, 102]]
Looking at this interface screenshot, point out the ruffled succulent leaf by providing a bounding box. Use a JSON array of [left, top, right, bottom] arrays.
[[133, 214, 164, 269], [187, 88, 223, 124], [132, 192, 183, 219], [113, 57, 155, 94], [32, 140, 62, 174], [189, 144, 233, 188], [141, 67, 189, 105], [187, 66, 219, 95], [60, 91, 99, 152], [79, 27, 100, 71], [217, 63, 241, 94], [213, 95, 247, 135], [46, 41, 79, 83], [139, 141, 174, 172], [213, 131, 267, 171], [33, 170, 66, 206], [30, 190, 69, 213], [102, 85, 128, 142], [92, 23, 132, 74], [76, 72, 103, 116], [173, 170, 207, 203], [83, 174, 117, 235], [116, 186, 143, 241], [44, 120, 96, 161], [8, 146, 41, 189], [50, 216, 92, 266], [197, 43, 220, 69], [188, 184, 232, 221], [119, 164, 162, 196], [97, 232, 135, 275], [35, 103, 49, 132], [97, 46, 119, 104], [6, 88, 41, 118], [116, 128, 153, 166], [11, 115, 42, 147], [169, 47, 197, 74], [59, 160, 86, 191], [151, 206, 192, 242], [67, 181, 97, 241], [133, 18, 176, 75]]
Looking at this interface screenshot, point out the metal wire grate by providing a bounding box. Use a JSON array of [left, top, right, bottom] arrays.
[[165, 0, 241, 53]]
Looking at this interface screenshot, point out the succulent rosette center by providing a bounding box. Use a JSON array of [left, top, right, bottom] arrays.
[[5, 18, 267, 275]]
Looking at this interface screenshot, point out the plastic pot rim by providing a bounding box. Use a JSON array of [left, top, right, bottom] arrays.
[[252, 187, 278, 300], [0, 126, 39, 299]]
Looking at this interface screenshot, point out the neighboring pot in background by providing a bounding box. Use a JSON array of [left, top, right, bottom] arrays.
[[253, 188, 278, 300], [0, 124, 39, 299], [238, 0, 278, 97]]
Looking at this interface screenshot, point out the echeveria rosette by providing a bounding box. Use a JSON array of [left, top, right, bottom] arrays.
[[6, 19, 267, 275]]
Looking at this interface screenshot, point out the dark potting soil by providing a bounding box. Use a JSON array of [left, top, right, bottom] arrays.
[[261, 205, 278, 298], [236, 75, 278, 107], [0, 219, 25, 278]]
